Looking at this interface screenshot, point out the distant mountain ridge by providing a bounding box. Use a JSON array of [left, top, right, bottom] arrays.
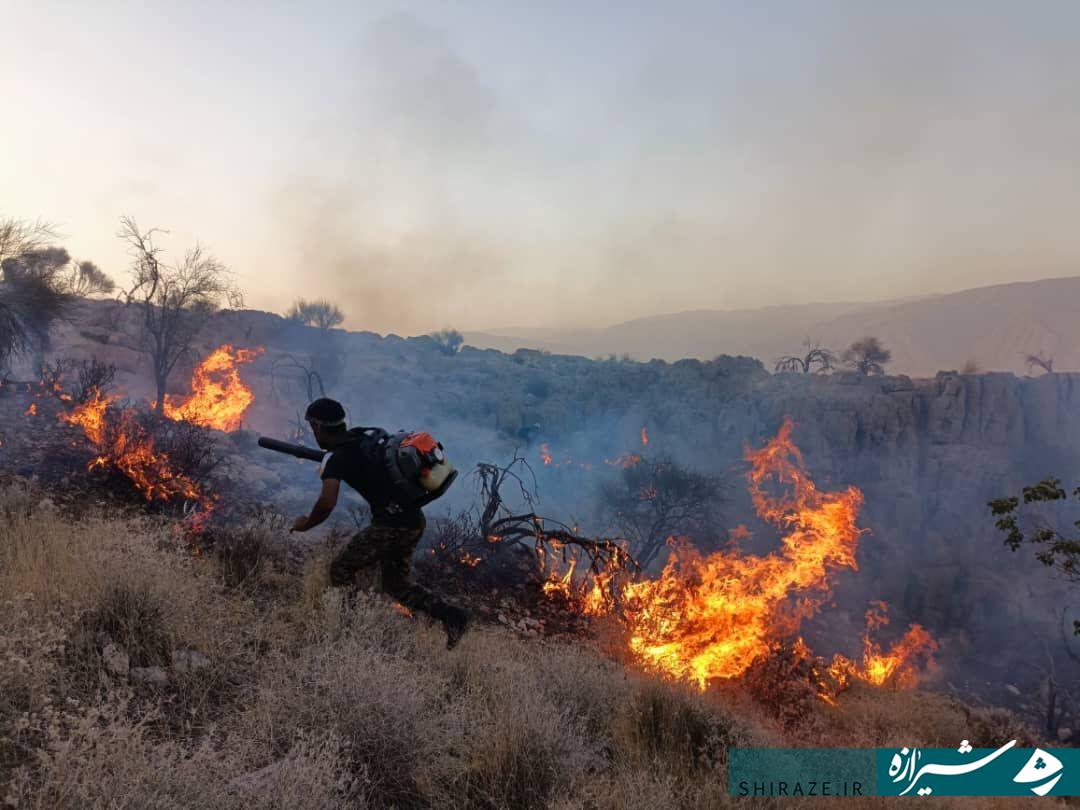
[[466, 276, 1080, 376]]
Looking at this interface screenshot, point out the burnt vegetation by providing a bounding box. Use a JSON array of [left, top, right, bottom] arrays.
[[418, 454, 639, 607]]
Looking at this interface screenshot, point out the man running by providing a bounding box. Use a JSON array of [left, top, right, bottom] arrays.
[[290, 398, 471, 648]]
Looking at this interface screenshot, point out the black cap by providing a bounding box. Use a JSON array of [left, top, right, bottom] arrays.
[[305, 398, 346, 427]]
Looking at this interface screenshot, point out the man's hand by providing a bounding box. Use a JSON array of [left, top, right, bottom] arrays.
[[291, 478, 341, 534]]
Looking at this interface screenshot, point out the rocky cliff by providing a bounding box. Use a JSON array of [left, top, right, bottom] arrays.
[[713, 371, 1080, 695]]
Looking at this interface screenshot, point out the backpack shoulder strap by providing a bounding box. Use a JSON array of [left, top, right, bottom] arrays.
[[345, 426, 390, 444]]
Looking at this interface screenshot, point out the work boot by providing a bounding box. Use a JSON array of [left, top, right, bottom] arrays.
[[441, 604, 472, 650]]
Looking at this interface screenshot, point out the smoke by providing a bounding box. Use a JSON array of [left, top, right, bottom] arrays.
[[269, 13, 529, 334], [268, 4, 1080, 334]]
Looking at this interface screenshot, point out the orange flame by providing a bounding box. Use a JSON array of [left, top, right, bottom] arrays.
[[59, 389, 210, 509], [583, 570, 615, 616], [24, 402, 37, 416], [162, 344, 264, 432], [538, 442, 593, 470], [828, 601, 938, 689], [542, 558, 577, 599], [641, 426, 649, 446], [596, 418, 866, 688]]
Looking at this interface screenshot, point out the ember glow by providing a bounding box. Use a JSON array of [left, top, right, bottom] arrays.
[[59, 388, 208, 508], [162, 344, 264, 431], [604, 452, 642, 468], [537, 442, 592, 470]]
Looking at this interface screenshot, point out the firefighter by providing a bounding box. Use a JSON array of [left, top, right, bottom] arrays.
[[290, 397, 472, 648]]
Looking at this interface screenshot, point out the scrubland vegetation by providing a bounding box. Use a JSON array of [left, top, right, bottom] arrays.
[[0, 481, 1050, 809]]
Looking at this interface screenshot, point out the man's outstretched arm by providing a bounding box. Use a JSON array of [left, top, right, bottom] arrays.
[[292, 477, 340, 532]]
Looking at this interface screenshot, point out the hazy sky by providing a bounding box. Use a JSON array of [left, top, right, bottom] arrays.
[[3, 1, 1079, 334]]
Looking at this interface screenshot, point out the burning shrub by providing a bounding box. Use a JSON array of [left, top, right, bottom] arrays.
[[741, 642, 838, 730], [38, 357, 117, 404], [74, 358, 117, 402], [152, 415, 226, 487], [58, 393, 223, 514]]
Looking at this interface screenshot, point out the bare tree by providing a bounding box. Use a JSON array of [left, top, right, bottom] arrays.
[[286, 298, 344, 330], [432, 327, 464, 356], [599, 456, 723, 570], [843, 336, 891, 376], [774, 339, 835, 374], [118, 216, 240, 414], [1025, 351, 1055, 375]]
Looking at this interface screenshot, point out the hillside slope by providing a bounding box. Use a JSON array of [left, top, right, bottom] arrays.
[[32, 300, 1080, 709], [468, 276, 1080, 375]]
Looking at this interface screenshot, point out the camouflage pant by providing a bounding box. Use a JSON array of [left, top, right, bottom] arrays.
[[329, 518, 449, 620]]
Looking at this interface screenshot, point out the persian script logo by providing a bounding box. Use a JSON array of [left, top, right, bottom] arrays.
[[886, 740, 1065, 797], [731, 744, 1077, 797]]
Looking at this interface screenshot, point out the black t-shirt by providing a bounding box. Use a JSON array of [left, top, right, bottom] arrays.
[[320, 432, 423, 528]]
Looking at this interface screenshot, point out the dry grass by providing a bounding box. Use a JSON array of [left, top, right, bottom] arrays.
[[0, 483, 1064, 809]]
